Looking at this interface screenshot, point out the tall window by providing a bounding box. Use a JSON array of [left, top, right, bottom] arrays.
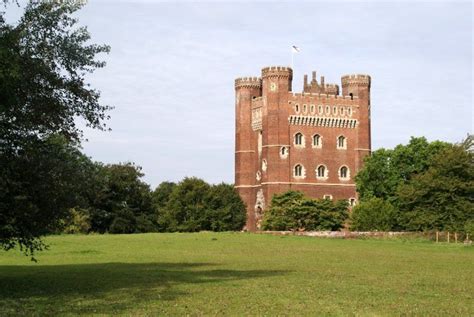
[[340, 166, 348, 179], [317, 165, 326, 178], [295, 133, 303, 145], [294, 164, 303, 177], [337, 135, 346, 149], [313, 134, 321, 147]]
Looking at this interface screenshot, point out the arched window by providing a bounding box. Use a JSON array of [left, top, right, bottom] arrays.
[[349, 93, 353, 100], [333, 106, 337, 115], [294, 164, 303, 177], [347, 107, 352, 116], [349, 198, 356, 207], [313, 134, 321, 148], [303, 104, 307, 113], [280, 146, 288, 159], [317, 165, 327, 179], [337, 135, 346, 149], [295, 104, 300, 113], [325, 105, 330, 115], [340, 107, 345, 116], [318, 105, 323, 114], [339, 166, 349, 179], [310, 104, 315, 114], [294, 133, 303, 145]]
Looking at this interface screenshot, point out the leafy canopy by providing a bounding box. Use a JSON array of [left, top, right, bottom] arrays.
[[0, 1, 110, 256], [262, 190, 349, 231]]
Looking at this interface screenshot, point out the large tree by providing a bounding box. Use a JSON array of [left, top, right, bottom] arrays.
[[355, 137, 448, 203], [397, 143, 474, 232], [0, 1, 110, 256]]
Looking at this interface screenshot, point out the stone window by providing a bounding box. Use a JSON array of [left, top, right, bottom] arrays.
[[293, 164, 305, 179], [333, 106, 337, 115], [294, 132, 304, 146], [347, 107, 352, 116], [316, 164, 328, 179], [312, 134, 322, 148], [339, 166, 350, 180], [310, 104, 315, 114], [340, 107, 345, 116], [349, 198, 356, 207], [325, 105, 330, 115], [318, 105, 323, 114], [280, 146, 289, 159], [295, 104, 300, 113], [303, 104, 307, 114], [294, 164, 302, 177], [337, 135, 347, 149]]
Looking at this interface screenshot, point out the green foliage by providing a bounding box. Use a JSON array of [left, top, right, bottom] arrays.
[[202, 183, 246, 231], [63, 208, 91, 234], [0, 1, 110, 256], [88, 163, 153, 234], [262, 190, 349, 231], [356, 136, 473, 233], [356, 137, 449, 203], [0, 135, 98, 256], [160, 177, 210, 232], [397, 144, 474, 232], [464, 220, 474, 237], [350, 197, 399, 231], [158, 178, 246, 232]]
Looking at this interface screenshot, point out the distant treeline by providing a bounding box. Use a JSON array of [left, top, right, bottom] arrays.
[[61, 159, 246, 234]]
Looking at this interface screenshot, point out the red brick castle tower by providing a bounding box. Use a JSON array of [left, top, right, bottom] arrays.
[[235, 66, 371, 231]]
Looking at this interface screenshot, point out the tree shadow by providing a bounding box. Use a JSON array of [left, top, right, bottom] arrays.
[[0, 262, 289, 315]]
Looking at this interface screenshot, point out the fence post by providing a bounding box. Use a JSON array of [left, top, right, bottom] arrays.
[[455, 232, 458, 243], [436, 231, 439, 243], [447, 232, 450, 243]]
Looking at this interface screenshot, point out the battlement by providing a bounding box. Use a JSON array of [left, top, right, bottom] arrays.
[[290, 92, 358, 101], [235, 77, 262, 89], [341, 74, 371, 86], [262, 66, 293, 79]]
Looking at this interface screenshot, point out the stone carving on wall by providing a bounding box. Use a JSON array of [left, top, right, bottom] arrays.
[[254, 189, 265, 230]]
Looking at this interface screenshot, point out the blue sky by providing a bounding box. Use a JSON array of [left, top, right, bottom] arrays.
[[6, 1, 473, 187]]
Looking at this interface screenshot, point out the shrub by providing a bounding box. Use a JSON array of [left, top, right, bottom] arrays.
[[262, 191, 349, 231], [350, 197, 399, 231], [63, 208, 91, 234]]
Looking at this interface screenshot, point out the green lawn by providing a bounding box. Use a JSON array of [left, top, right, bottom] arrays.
[[0, 233, 472, 316]]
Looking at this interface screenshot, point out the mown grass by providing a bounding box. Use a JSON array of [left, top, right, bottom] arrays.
[[0, 233, 473, 316]]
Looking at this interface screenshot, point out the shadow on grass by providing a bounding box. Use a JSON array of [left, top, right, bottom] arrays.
[[0, 262, 288, 315]]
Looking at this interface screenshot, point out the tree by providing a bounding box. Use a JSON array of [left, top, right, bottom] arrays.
[[151, 181, 176, 230], [0, 135, 98, 255], [397, 144, 474, 232], [261, 190, 349, 231], [203, 183, 246, 231], [0, 1, 110, 255], [350, 197, 399, 231], [356, 137, 449, 203], [159, 177, 211, 232], [88, 163, 153, 234]]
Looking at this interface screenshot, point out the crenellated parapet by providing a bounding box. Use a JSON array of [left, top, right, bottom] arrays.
[[261, 66, 293, 79], [235, 77, 262, 89], [303, 71, 339, 95], [324, 84, 339, 95], [341, 74, 371, 87]]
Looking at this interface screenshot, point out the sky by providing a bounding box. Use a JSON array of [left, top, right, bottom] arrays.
[[5, 1, 473, 187]]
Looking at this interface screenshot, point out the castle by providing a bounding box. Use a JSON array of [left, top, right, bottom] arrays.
[[234, 66, 371, 231]]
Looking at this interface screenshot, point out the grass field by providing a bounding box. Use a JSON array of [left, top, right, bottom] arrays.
[[0, 233, 473, 316]]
